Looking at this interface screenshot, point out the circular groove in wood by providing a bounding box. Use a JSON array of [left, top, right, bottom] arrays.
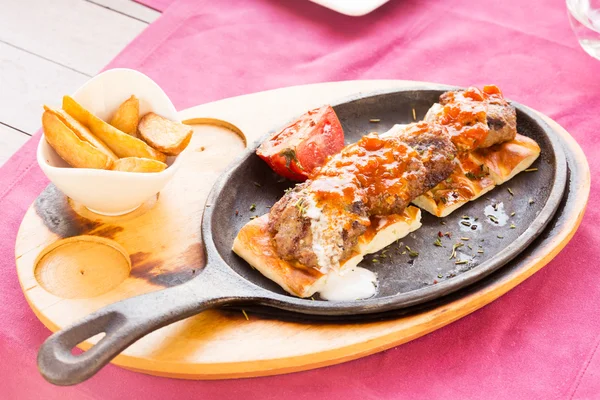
[[34, 236, 131, 299], [69, 194, 159, 222], [183, 118, 247, 147]]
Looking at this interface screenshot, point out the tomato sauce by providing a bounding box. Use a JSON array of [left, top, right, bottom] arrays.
[[310, 131, 419, 208], [436, 85, 507, 152]]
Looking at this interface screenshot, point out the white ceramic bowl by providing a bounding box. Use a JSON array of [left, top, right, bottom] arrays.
[[37, 68, 185, 216]]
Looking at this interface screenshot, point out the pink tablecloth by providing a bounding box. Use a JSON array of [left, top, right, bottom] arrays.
[[2, 0, 600, 399]]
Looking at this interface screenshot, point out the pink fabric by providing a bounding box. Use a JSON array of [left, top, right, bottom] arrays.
[[2, 0, 600, 398]]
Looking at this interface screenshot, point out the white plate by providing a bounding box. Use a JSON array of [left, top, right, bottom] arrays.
[[309, 0, 390, 16]]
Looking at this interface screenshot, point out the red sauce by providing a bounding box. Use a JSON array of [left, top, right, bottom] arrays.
[[311, 131, 419, 206], [428, 153, 493, 206], [436, 85, 507, 152]]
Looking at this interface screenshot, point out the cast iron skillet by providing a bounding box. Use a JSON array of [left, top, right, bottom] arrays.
[[37, 86, 567, 385]]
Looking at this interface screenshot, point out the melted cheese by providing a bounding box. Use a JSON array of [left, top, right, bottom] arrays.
[[319, 267, 377, 301], [304, 194, 344, 273]]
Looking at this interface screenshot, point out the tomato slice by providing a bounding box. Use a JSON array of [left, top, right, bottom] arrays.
[[256, 105, 345, 181]]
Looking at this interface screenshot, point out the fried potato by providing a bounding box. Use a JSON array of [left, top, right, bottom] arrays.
[[111, 157, 167, 173], [109, 95, 139, 136], [62, 96, 166, 162], [42, 111, 113, 169], [43, 105, 118, 161], [137, 112, 192, 156]]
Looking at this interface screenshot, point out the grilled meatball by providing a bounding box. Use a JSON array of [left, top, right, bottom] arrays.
[[268, 122, 456, 271], [480, 102, 517, 147], [427, 86, 517, 151], [396, 122, 457, 195], [268, 180, 369, 272]]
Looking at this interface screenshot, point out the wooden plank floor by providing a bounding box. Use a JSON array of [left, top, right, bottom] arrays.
[[0, 0, 160, 166]]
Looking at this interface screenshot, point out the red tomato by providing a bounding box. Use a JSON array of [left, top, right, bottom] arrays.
[[256, 105, 345, 181]]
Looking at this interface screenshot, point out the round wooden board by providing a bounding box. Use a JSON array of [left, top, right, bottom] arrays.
[[15, 80, 590, 380]]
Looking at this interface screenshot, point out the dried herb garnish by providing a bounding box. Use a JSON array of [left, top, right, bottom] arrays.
[[455, 260, 468, 265], [372, 258, 380, 263], [434, 237, 443, 247], [478, 249, 484, 254], [465, 172, 477, 180], [406, 246, 419, 257], [529, 197, 535, 205], [437, 274, 443, 279], [295, 198, 306, 215], [461, 237, 470, 241], [461, 221, 472, 227], [369, 118, 381, 123], [461, 215, 470, 219], [279, 148, 302, 171], [242, 310, 249, 320], [440, 196, 448, 204], [412, 108, 417, 121], [510, 223, 516, 229], [250, 216, 258, 220], [525, 168, 538, 172], [488, 215, 499, 223], [507, 188, 514, 196], [497, 235, 504, 239], [249, 203, 256, 211], [253, 182, 262, 187], [449, 243, 464, 259], [510, 211, 516, 216]]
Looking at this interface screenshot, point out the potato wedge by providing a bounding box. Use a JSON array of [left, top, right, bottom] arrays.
[[62, 96, 166, 162], [137, 112, 192, 156], [109, 95, 139, 136], [44, 105, 118, 161], [111, 157, 167, 173], [42, 111, 113, 169]]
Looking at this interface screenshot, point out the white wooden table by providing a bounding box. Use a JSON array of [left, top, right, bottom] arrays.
[[0, 0, 160, 166]]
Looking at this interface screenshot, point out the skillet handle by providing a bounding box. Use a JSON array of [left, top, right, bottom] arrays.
[[37, 267, 259, 386]]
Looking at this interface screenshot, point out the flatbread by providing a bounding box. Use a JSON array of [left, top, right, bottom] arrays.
[[232, 206, 422, 298], [413, 134, 540, 217]]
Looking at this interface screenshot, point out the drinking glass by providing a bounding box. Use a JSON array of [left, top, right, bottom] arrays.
[[567, 0, 600, 59]]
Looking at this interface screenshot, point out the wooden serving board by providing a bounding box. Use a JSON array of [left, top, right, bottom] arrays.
[[15, 80, 590, 379]]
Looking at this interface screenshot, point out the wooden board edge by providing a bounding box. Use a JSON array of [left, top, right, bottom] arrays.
[[108, 111, 590, 379]]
